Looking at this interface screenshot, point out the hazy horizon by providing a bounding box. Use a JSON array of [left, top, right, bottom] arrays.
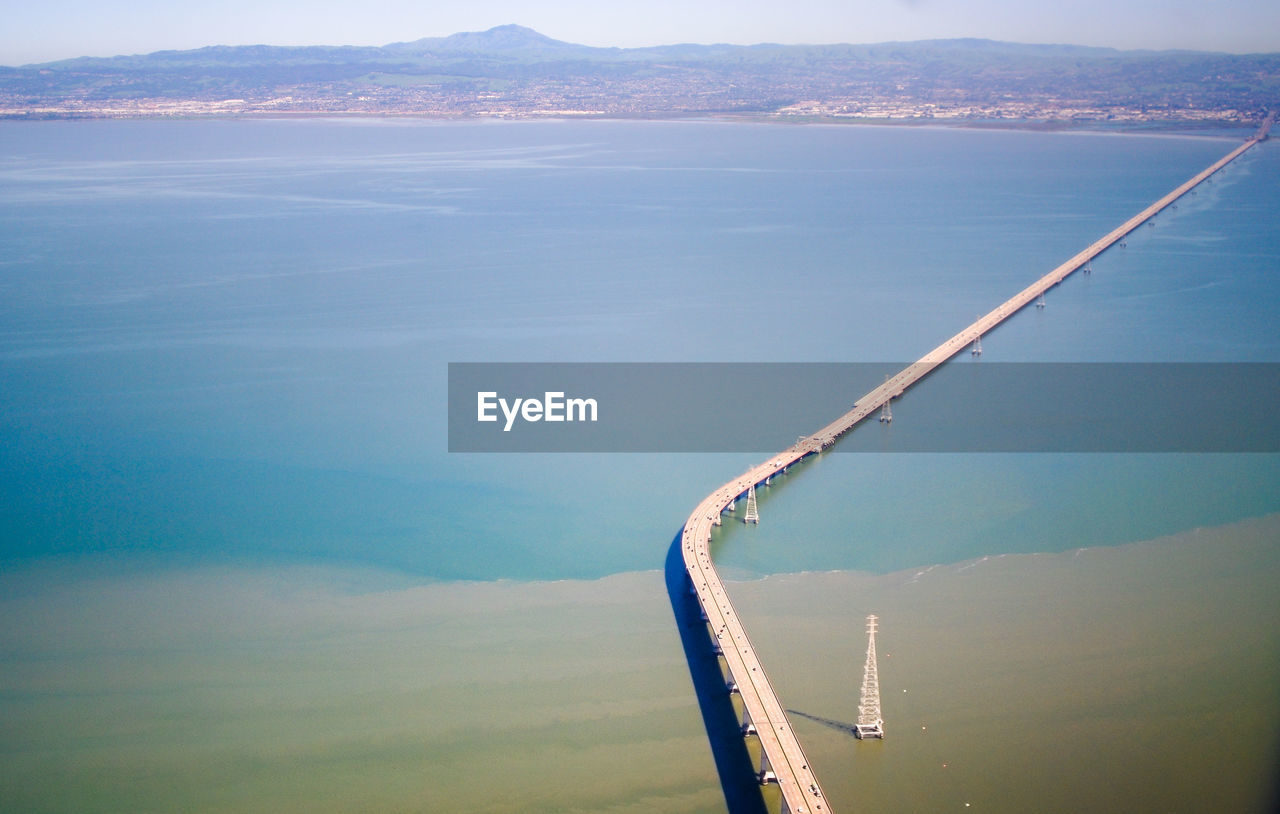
[[6, 0, 1280, 67], [13, 24, 1280, 67]]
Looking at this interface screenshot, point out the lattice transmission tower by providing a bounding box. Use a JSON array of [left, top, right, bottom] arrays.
[[743, 483, 760, 524], [855, 614, 884, 739]]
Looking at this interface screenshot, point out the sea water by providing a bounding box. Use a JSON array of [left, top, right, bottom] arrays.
[[0, 119, 1277, 813], [1, 118, 1276, 579]]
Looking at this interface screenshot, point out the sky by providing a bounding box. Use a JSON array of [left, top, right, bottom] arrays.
[[3, 0, 1279, 66]]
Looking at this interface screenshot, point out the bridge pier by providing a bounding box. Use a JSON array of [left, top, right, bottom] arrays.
[[757, 749, 777, 786]]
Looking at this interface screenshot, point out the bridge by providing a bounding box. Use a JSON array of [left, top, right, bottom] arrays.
[[680, 119, 1272, 814]]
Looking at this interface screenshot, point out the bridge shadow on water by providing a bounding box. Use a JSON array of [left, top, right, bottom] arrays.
[[664, 532, 768, 814]]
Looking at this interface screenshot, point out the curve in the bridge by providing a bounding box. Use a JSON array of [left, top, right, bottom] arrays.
[[680, 121, 1271, 814]]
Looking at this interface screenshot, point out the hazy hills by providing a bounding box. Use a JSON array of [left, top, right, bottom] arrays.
[[3, 24, 1276, 122]]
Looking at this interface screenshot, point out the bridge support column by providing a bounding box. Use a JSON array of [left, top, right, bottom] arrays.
[[758, 748, 777, 786]]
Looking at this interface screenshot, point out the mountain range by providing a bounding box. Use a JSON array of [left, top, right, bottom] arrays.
[[3, 24, 1276, 122]]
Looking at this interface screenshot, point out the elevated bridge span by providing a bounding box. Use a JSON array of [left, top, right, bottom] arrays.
[[680, 121, 1270, 814]]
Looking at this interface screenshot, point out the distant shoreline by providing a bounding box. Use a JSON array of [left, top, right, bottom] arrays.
[[7, 28, 1273, 133], [0, 108, 1260, 137]]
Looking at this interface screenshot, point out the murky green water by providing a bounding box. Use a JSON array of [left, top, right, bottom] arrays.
[[2, 515, 1276, 813]]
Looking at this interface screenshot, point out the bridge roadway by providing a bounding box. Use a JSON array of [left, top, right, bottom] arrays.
[[680, 122, 1270, 814]]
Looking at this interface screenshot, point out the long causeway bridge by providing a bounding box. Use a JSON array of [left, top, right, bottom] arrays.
[[680, 116, 1272, 814]]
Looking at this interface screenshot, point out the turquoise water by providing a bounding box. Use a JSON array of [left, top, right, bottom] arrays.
[[1, 119, 1277, 579]]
